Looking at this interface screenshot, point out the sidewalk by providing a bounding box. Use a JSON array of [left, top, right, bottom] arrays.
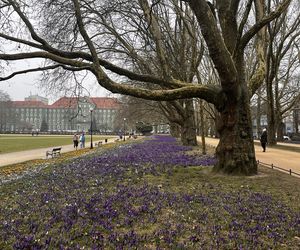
[[0, 138, 117, 167], [201, 137, 300, 176]]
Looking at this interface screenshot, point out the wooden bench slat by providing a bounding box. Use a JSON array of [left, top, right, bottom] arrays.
[[46, 147, 62, 158], [95, 141, 102, 147]]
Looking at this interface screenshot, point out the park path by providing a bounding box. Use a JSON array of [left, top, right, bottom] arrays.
[[200, 137, 300, 176], [0, 137, 118, 167]]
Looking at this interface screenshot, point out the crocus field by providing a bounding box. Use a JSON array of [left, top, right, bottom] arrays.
[[0, 135, 299, 249]]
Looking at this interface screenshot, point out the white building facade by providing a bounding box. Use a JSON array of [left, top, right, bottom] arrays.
[[2, 96, 120, 133]]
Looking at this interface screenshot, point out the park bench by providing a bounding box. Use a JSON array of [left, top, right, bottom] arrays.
[[46, 147, 62, 158], [95, 141, 102, 147]]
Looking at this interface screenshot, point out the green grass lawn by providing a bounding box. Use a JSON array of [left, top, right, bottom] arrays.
[[0, 134, 115, 154]]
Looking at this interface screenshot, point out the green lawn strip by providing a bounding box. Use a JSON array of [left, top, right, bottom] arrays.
[[0, 135, 115, 154]]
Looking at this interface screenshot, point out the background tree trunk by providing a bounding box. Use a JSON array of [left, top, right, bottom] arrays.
[[170, 122, 180, 138], [199, 100, 206, 154], [276, 121, 285, 141], [256, 88, 262, 138], [181, 100, 197, 146]]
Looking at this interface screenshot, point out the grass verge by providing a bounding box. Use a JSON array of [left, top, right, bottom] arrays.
[[0, 135, 115, 154]]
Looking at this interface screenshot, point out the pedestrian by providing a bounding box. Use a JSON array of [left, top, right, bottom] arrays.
[[73, 133, 79, 150], [79, 132, 85, 148], [260, 128, 268, 152]]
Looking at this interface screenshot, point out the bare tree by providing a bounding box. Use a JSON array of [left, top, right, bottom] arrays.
[[94, 0, 203, 146], [0, 90, 15, 132], [264, 0, 300, 143], [0, 0, 292, 175], [115, 95, 168, 132]]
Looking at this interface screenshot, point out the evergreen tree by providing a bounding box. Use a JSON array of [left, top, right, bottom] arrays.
[[40, 118, 48, 132]]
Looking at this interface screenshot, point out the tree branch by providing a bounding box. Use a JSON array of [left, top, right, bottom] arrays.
[[240, 0, 292, 50], [138, 0, 171, 78], [0, 33, 43, 50], [159, 102, 183, 125], [94, 74, 224, 108], [237, 0, 254, 44], [0, 64, 90, 81], [8, 0, 50, 46], [188, 0, 237, 88], [0, 51, 91, 69], [72, 0, 101, 70]]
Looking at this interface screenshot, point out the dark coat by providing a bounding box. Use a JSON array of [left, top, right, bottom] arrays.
[[260, 131, 268, 143]]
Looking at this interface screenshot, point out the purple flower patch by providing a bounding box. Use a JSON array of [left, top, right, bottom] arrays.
[[0, 135, 299, 248]]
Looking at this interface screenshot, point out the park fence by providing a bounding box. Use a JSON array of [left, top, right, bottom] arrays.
[[257, 160, 300, 178]]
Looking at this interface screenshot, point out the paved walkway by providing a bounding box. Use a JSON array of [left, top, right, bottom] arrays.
[[200, 137, 300, 176], [0, 137, 118, 167]]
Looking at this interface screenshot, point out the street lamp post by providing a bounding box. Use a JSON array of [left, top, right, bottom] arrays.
[[90, 108, 93, 149], [123, 117, 126, 141]]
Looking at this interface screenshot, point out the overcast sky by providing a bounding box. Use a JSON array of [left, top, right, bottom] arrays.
[[0, 59, 112, 104], [0, 71, 111, 103], [0, 39, 115, 103]]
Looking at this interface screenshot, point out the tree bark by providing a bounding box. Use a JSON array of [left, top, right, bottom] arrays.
[[277, 121, 285, 141], [214, 90, 257, 175], [267, 82, 277, 145], [256, 88, 262, 139], [294, 109, 299, 133], [213, 49, 257, 175], [170, 122, 180, 138], [180, 100, 198, 146], [199, 100, 206, 154]]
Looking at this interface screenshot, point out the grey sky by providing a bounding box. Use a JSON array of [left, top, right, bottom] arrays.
[[0, 43, 112, 103], [0, 59, 112, 104], [0, 71, 111, 103]]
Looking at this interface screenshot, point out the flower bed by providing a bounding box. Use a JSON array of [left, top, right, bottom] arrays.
[[0, 135, 299, 249]]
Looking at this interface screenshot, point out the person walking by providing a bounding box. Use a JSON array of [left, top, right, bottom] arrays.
[[79, 132, 86, 148], [73, 133, 79, 150], [260, 128, 268, 152]]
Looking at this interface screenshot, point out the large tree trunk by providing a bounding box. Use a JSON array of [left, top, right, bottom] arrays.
[[214, 93, 257, 175], [213, 49, 257, 175], [181, 100, 198, 146]]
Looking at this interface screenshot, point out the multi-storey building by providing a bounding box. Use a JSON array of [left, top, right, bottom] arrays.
[[24, 95, 48, 105], [2, 95, 120, 133], [12, 100, 48, 132]]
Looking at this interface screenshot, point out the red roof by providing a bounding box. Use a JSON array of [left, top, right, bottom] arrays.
[[90, 97, 120, 109], [12, 101, 48, 108], [50, 97, 120, 109], [50, 97, 78, 109]]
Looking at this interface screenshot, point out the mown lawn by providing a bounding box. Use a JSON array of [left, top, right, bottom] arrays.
[[0, 135, 114, 154], [0, 135, 299, 249]]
